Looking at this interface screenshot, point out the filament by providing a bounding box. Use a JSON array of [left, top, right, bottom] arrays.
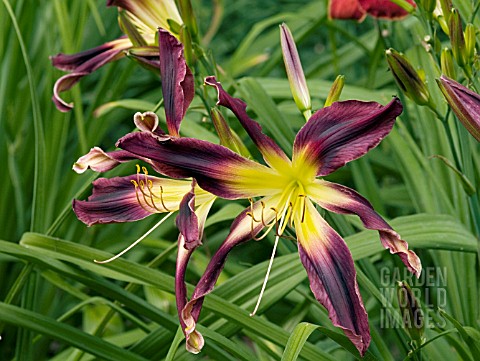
[[133, 164, 171, 212], [250, 206, 287, 316], [94, 212, 174, 264]]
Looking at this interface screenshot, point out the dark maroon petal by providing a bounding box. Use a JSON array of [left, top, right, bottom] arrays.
[[159, 28, 194, 136], [73, 174, 197, 226], [51, 37, 131, 112], [175, 234, 204, 353], [53, 72, 90, 112], [127, 46, 161, 72], [117, 132, 282, 199], [51, 40, 123, 71], [205, 76, 291, 170], [72, 175, 152, 226], [293, 98, 403, 176], [328, 0, 366, 21], [295, 200, 370, 355], [176, 181, 200, 249], [309, 180, 422, 277], [359, 0, 416, 19]]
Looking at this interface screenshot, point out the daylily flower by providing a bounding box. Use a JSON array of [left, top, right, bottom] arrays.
[[72, 29, 213, 350], [51, 0, 183, 112], [116, 76, 422, 355], [328, 0, 417, 21], [437, 75, 480, 142]]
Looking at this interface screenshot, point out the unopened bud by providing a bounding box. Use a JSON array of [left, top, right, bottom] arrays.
[[438, 0, 453, 23], [419, 0, 436, 14], [324, 75, 345, 107], [464, 24, 476, 65], [397, 281, 425, 345], [179, 26, 195, 67], [210, 108, 251, 157], [433, 0, 451, 35], [449, 9, 466, 67], [386, 48, 430, 106], [437, 75, 480, 142], [178, 0, 199, 40], [280, 23, 311, 120], [441, 48, 456, 78]]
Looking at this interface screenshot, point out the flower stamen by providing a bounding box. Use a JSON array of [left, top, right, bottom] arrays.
[[134, 164, 172, 212], [131, 179, 155, 213], [250, 202, 289, 316], [298, 194, 306, 223]]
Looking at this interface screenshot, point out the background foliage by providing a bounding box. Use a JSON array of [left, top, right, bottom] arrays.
[[0, 0, 479, 360]]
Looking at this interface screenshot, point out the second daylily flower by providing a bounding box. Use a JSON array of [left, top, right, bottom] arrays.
[[51, 0, 183, 111], [328, 0, 417, 21], [116, 76, 422, 355], [72, 29, 213, 351]]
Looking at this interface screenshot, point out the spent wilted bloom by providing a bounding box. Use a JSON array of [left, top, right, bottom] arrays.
[[437, 75, 480, 142], [51, 0, 183, 112], [72, 29, 213, 349], [116, 76, 422, 355], [328, 0, 417, 22]]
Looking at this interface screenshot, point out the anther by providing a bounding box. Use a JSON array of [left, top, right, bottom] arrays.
[[248, 198, 260, 222], [298, 194, 306, 223], [131, 179, 154, 213]]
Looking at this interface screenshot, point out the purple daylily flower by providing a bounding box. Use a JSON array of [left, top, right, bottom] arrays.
[[72, 29, 213, 350], [51, 0, 183, 112], [115, 76, 422, 355]]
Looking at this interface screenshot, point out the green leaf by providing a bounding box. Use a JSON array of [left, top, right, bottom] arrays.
[[439, 309, 480, 360], [282, 322, 319, 361], [93, 99, 157, 118], [0, 302, 149, 361]]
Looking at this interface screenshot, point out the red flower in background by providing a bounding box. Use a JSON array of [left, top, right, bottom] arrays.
[[329, 0, 417, 21]]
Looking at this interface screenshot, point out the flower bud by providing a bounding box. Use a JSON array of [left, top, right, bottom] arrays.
[[324, 75, 345, 107], [449, 9, 466, 67], [441, 48, 456, 78], [210, 108, 251, 157], [437, 75, 480, 142], [438, 0, 452, 23], [177, 0, 199, 40], [419, 0, 436, 14], [464, 24, 476, 65], [397, 281, 425, 345], [385, 48, 430, 106], [280, 23, 311, 120], [179, 25, 195, 67], [433, 0, 451, 35]]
